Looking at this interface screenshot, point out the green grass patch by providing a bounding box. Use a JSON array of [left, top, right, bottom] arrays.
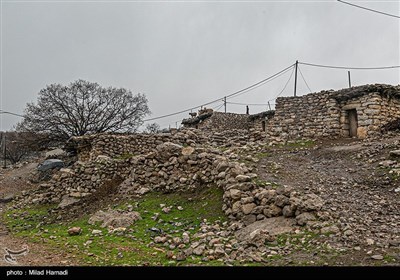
[[254, 152, 270, 159], [3, 187, 229, 266], [252, 178, 280, 189], [377, 166, 400, 181]]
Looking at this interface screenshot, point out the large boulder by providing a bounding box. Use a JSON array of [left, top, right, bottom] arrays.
[[235, 216, 295, 241], [88, 210, 141, 228], [37, 159, 64, 172]]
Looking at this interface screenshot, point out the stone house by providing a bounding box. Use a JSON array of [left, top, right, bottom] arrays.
[[182, 84, 400, 140], [181, 109, 275, 132], [267, 84, 400, 139]]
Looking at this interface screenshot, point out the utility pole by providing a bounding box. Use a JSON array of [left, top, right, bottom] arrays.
[[2, 133, 6, 169], [294, 60, 298, 97], [223, 96, 227, 113], [267, 101, 271, 111], [348, 71, 351, 88]]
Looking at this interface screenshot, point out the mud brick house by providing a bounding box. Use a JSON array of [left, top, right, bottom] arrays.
[[267, 84, 400, 139]]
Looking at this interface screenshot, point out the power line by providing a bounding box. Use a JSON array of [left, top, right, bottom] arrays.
[[337, 0, 400, 19], [212, 102, 224, 110], [225, 64, 295, 100], [298, 65, 312, 93], [268, 66, 295, 102], [0, 110, 24, 117], [143, 99, 220, 122], [214, 103, 225, 112], [299, 61, 400, 70], [143, 63, 295, 122], [227, 101, 272, 106]]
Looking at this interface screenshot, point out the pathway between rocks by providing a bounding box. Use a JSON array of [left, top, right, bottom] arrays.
[[257, 137, 400, 264]]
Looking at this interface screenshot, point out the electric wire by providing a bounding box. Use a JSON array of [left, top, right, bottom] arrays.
[[226, 102, 272, 106], [337, 0, 400, 19], [214, 103, 225, 112], [143, 63, 295, 122], [0, 110, 24, 118], [267, 66, 295, 102], [225, 64, 295, 101], [299, 61, 400, 70], [298, 65, 313, 93]]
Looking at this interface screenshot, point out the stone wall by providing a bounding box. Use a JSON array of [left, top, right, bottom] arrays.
[[69, 129, 206, 162], [268, 84, 400, 140], [69, 128, 268, 163], [336, 93, 400, 138], [181, 111, 275, 143], [249, 111, 275, 133], [195, 112, 252, 131], [16, 135, 323, 226], [268, 91, 339, 139]]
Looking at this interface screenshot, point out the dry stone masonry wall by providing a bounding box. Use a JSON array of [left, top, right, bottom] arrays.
[[15, 130, 323, 227], [195, 112, 251, 131], [268, 91, 338, 140], [69, 129, 206, 161], [268, 84, 400, 140]]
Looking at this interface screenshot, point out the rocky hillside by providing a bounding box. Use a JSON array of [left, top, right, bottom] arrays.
[[1, 128, 399, 266]]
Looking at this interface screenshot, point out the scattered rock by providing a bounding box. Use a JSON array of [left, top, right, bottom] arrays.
[[371, 254, 383, 260], [343, 230, 353, 236], [68, 227, 82, 236], [235, 175, 251, 182], [296, 212, 316, 226], [320, 225, 340, 234], [182, 232, 190, 244], [193, 245, 205, 256], [0, 194, 14, 203], [379, 160, 397, 167], [176, 251, 186, 261], [91, 229, 102, 236], [166, 251, 175, 259], [154, 236, 167, 243], [366, 238, 375, 245]]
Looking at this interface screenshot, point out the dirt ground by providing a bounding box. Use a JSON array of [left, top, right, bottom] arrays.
[[257, 136, 400, 265], [0, 162, 78, 266]]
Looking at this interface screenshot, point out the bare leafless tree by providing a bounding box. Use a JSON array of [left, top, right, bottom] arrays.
[[0, 132, 45, 164], [145, 123, 161, 134], [17, 80, 150, 139]]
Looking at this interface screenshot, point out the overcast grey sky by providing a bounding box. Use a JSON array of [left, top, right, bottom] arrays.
[[0, 0, 399, 131]]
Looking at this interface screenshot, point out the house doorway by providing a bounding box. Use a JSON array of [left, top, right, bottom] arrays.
[[347, 109, 358, 137], [261, 121, 266, 132]]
